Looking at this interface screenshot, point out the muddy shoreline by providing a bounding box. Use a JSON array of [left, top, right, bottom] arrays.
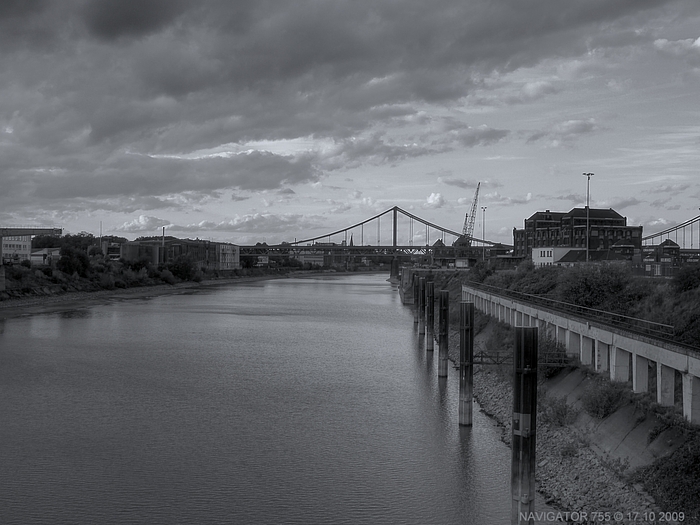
[[0, 272, 314, 321]]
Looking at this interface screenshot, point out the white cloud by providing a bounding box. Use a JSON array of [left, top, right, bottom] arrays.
[[115, 215, 171, 232], [422, 193, 447, 209]]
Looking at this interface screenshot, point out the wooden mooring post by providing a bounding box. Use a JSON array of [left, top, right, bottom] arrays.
[[418, 277, 426, 336], [511, 327, 538, 524], [413, 275, 419, 325], [438, 290, 449, 377], [459, 301, 474, 426], [426, 281, 435, 351]]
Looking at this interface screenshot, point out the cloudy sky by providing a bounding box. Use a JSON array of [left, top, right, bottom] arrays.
[[1, 0, 699, 246]]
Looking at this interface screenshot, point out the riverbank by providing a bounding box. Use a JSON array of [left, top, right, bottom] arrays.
[[445, 322, 678, 525], [0, 276, 268, 321], [0, 270, 375, 321]]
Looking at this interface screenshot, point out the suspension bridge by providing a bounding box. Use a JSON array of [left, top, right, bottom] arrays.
[[239, 206, 508, 260]]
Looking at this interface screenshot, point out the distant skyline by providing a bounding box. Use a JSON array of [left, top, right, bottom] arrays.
[[1, 1, 699, 245]]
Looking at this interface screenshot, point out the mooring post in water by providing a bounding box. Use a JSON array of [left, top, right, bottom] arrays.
[[438, 290, 449, 377], [426, 281, 435, 351], [459, 301, 474, 426], [413, 274, 419, 325], [418, 277, 426, 336], [511, 327, 538, 524], [390, 258, 399, 280]]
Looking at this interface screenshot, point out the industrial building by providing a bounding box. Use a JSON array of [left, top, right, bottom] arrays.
[[513, 207, 643, 259]]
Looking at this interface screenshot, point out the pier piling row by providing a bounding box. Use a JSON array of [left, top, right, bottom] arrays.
[[426, 281, 435, 352], [438, 290, 449, 378]]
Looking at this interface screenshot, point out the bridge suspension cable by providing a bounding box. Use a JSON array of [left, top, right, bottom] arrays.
[[642, 214, 700, 248], [291, 205, 505, 247]]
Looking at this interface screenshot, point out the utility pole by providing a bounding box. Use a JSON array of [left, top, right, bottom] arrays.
[[481, 206, 487, 261], [582, 173, 594, 263]]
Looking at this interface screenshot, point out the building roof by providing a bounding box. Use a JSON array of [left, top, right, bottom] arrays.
[[564, 207, 625, 219], [525, 210, 567, 221], [557, 249, 629, 263]]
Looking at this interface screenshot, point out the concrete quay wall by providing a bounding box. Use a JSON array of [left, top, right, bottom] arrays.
[[462, 284, 700, 425]]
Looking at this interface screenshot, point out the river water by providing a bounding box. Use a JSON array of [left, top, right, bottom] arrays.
[[1, 273, 518, 524]]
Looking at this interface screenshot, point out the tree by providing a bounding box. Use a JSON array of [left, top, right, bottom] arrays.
[[168, 255, 196, 281], [56, 246, 90, 277]]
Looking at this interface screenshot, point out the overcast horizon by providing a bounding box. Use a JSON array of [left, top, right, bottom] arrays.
[[1, 1, 699, 246]]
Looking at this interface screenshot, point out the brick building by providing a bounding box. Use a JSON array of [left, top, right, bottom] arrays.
[[513, 207, 643, 258]]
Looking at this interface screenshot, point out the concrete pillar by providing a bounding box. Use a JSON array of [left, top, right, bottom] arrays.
[[596, 342, 609, 372], [633, 354, 649, 393], [567, 331, 581, 359], [581, 336, 594, 366], [682, 374, 700, 425], [556, 326, 567, 346], [657, 364, 675, 407], [546, 322, 556, 339], [611, 347, 630, 383]]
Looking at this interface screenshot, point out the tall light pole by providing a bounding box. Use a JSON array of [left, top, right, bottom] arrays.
[[583, 173, 594, 263], [481, 206, 487, 261]]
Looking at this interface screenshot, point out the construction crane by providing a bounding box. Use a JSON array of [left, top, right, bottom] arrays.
[[461, 182, 480, 246]]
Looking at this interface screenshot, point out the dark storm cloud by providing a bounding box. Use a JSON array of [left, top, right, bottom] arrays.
[[1, 0, 693, 219], [0, 0, 54, 49], [0, 151, 320, 215], [81, 0, 191, 41], [526, 119, 601, 146]]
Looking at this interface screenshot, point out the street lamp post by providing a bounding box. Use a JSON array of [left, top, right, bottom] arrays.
[[481, 206, 487, 261], [583, 173, 594, 263]]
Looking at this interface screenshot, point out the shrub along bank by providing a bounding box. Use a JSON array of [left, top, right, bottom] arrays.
[[1, 257, 307, 301]]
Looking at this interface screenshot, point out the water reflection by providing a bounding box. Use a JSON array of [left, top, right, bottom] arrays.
[[1, 274, 527, 524]]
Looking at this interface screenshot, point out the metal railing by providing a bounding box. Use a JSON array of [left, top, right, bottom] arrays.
[[464, 280, 675, 339]]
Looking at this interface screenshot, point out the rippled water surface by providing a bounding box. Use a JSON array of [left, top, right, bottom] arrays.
[[1, 274, 517, 524]]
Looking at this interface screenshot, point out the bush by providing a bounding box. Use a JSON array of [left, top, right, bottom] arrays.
[[20, 259, 31, 268], [555, 262, 632, 312], [581, 378, 627, 418], [168, 255, 196, 281], [41, 267, 53, 277], [538, 335, 570, 379], [673, 264, 700, 293], [539, 395, 579, 426], [57, 246, 90, 277], [99, 274, 115, 290], [160, 269, 176, 285]]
